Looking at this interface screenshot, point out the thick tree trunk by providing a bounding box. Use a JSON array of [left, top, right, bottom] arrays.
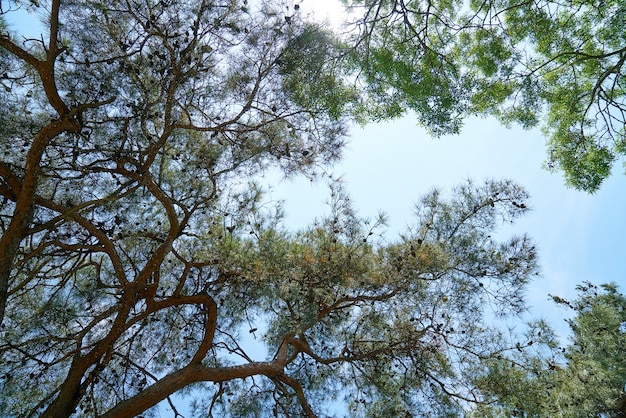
[[0, 0, 77, 325], [0, 118, 80, 325]]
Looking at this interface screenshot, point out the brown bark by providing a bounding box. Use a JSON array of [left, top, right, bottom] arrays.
[[39, 293, 219, 417], [100, 361, 287, 418], [0, 0, 79, 325], [39, 290, 136, 418], [0, 117, 80, 325], [275, 374, 318, 418], [99, 333, 294, 418]]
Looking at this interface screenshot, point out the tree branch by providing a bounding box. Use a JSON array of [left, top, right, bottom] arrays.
[[275, 374, 318, 418]]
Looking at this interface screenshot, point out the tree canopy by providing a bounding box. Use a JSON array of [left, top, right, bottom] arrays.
[[0, 0, 623, 417], [472, 282, 626, 417], [343, 0, 626, 191]]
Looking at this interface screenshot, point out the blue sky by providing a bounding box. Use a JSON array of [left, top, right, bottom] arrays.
[[266, 113, 626, 335]]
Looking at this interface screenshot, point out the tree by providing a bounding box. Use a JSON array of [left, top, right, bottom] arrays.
[[0, 0, 540, 416], [472, 282, 626, 417], [343, 0, 626, 191]]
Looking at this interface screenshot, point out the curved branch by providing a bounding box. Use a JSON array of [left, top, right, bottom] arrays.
[[275, 374, 318, 418], [99, 356, 290, 418], [0, 117, 81, 326]]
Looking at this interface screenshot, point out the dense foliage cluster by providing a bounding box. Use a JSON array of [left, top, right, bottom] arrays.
[[473, 283, 626, 417], [345, 0, 626, 191]]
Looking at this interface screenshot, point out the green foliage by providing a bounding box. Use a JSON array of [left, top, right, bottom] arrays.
[[473, 282, 626, 417], [546, 130, 614, 192], [344, 0, 626, 191], [0, 0, 349, 416], [345, 0, 468, 135], [278, 25, 358, 120]]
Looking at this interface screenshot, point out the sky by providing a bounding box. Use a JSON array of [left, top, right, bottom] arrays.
[[266, 113, 626, 333]]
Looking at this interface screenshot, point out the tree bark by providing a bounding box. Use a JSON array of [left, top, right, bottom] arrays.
[[0, 117, 80, 325], [100, 361, 287, 418], [0, 0, 77, 325]]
